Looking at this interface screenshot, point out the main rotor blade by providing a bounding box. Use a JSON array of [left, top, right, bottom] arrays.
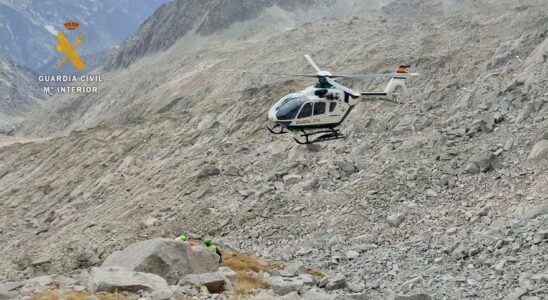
[[228, 70, 319, 78], [334, 74, 396, 79], [304, 55, 322, 73], [326, 77, 360, 97]]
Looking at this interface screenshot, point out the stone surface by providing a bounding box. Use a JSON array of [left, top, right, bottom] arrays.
[[266, 276, 304, 296], [383, 290, 432, 300], [325, 275, 346, 291], [87, 267, 169, 293], [180, 271, 228, 293], [102, 238, 219, 284], [283, 174, 302, 185], [526, 140, 548, 166], [387, 213, 405, 227], [218, 267, 237, 284]]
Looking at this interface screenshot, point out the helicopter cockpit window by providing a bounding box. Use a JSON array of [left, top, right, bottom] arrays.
[[298, 103, 313, 119], [329, 102, 337, 112], [313, 102, 326, 115], [276, 96, 306, 120]]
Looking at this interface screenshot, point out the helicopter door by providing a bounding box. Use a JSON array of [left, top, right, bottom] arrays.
[[313, 102, 326, 116], [297, 103, 313, 119]]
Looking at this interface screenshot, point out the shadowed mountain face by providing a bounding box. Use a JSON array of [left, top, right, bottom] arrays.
[[106, 0, 371, 69], [0, 0, 168, 70], [0, 55, 43, 134]]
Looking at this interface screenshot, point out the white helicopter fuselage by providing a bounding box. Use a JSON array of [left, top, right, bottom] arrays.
[[268, 86, 356, 130], [265, 55, 413, 144]]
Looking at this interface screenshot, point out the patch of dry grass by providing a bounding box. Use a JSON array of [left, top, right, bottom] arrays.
[[221, 251, 284, 296], [305, 268, 325, 278], [29, 290, 128, 300]]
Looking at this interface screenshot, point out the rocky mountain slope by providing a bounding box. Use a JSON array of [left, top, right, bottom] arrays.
[[1, 0, 547, 299], [17, 0, 387, 137], [106, 0, 387, 69], [0, 55, 44, 134], [0, 0, 168, 69]]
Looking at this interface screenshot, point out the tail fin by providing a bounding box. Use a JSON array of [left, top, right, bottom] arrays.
[[384, 64, 410, 96]]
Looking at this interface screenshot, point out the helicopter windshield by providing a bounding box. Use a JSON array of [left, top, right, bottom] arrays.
[[276, 96, 307, 120]]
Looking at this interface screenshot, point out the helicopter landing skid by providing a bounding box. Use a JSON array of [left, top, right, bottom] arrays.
[[293, 128, 344, 145], [267, 124, 288, 135]]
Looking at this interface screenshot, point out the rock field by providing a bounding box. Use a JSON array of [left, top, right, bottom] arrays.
[[0, 0, 547, 299]]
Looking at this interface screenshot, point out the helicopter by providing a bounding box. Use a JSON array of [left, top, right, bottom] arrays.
[[266, 55, 416, 144]]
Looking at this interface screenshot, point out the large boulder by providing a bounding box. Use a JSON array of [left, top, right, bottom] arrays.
[[87, 267, 168, 293], [526, 140, 548, 167], [102, 239, 219, 284]]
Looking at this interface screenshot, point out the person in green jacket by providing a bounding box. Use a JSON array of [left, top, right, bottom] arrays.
[[203, 237, 222, 262], [175, 234, 188, 241]]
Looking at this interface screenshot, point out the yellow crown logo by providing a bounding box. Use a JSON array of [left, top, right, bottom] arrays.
[[63, 20, 80, 30]]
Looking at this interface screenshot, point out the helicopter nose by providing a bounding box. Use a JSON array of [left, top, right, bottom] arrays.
[[268, 105, 278, 122]]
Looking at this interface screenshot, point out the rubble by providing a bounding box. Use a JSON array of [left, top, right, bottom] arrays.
[[0, 0, 547, 300]]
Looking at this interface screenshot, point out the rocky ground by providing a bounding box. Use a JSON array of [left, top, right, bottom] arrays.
[[1, 0, 547, 299]]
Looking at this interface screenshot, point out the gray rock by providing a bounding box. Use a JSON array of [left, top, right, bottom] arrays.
[[150, 288, 173, 300], [467, 153, 499, 172], [266, 276, 303, 296], [536, 130, 548, 142], [325, 275, 346, 291], [526, 140, 548, 166], [533, 229, 548, 244], [347, 281, 364, 293], [531, 273, 548, 283], [525, 204, 548, 219], [464, 162, 480, 174], [102, 238, 219, 284], [383, 289, 432, 300], [387, 213, 405, 227], [180, 271, 229, 293], [299, 179, 319, 191], [302, 289, 336, 300], [284, 263, 305, 276], [0, 290, 14, 300], [438, 174, 452, 186], [346, 250, 360, 260], [0, 281, 24, 293], [196, 166, 221, 179], [400, 276, 422, 291], [451, 244, 468, 260], [19, 275, 76, 296], [318, 276, 329, 288], [297, 274, 315, 287], [283, 174, 302, 185], [218, 267, 237, 284], [224, 166, 240, 176], [335, 161, 356, 175], [508, 287, 528, 300], [87, 267, 169, 293]]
